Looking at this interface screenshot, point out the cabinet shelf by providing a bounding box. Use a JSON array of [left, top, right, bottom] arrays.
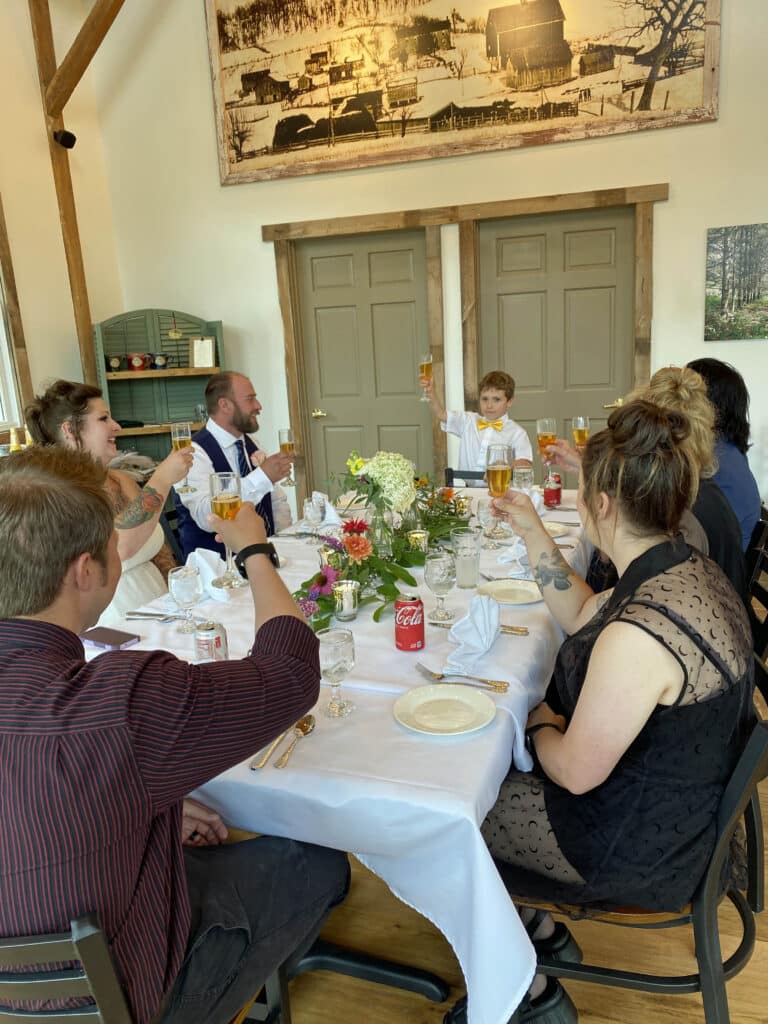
[[106, 366, 220, 381], [119, 422, 204, 437]]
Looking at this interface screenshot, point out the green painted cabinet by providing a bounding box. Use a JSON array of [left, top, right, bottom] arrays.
[[93, 308, 224, 461]]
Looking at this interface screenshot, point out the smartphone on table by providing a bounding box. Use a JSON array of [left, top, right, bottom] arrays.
[[80, 626, 141, 651]]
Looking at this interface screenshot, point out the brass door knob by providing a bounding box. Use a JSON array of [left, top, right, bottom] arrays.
[[311, 408, 327, 419], [602, 397, 625, 410]]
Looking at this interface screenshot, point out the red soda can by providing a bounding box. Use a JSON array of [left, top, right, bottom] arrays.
[[394, 594, 425, 651], [543, 471, 562, 509], [194, 621, 229, 663]]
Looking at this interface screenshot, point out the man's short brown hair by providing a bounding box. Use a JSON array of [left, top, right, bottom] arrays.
[[205, 372, 244, 415], [479, 371, 515, 400], [0, 447, 114, 617]]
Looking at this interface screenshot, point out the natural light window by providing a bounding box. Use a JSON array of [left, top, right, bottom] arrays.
[[0, 281, 20, 431]]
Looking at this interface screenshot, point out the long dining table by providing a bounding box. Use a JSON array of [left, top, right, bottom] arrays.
[[111, 491, 589, 1024]]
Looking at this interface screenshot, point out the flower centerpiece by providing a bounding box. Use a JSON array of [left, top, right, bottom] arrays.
[[414, 477, 472, 543], [293, 451, 423, 631]]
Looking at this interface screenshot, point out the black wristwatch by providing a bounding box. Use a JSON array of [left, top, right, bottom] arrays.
[[235, 543, 280, 577]]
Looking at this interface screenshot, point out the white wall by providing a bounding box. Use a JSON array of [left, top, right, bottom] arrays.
[[0, 0, 123, 390], [8, 2, 767, 491]]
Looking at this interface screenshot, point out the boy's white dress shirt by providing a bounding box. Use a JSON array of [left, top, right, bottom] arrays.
[[442, 411, 532, 472]]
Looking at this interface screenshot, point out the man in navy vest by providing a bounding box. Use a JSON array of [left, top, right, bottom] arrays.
[[174, 372, 293, 559]]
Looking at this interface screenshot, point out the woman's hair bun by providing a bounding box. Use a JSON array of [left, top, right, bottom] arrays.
[[607, 399, 691, 457]]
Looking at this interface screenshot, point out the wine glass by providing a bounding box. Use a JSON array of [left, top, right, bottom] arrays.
[[424, 551, 456, 623], [318, 627, 355, 719], [303, 497, 323, 545], [171, 421, 196, 494], [278, 428, 295, 487], [476, 497, 499, 549], [168, 566, 203, 633], [418, 353, 433, 402], [572, 415, 590, 453], [512, 466, 535, 492], [536, 418, 558, 469], [485, 443, 513, 539], [209, 472, 247, 589]]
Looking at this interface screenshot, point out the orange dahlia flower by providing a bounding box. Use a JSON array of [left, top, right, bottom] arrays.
[[343, 534, 373, 563]]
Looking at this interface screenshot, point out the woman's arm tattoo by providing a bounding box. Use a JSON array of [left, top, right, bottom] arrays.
[[115, 486, 163, 529], [533, 549, 573, 591]]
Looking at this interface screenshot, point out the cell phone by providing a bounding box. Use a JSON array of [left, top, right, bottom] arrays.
[[80, 626, 141, 651]]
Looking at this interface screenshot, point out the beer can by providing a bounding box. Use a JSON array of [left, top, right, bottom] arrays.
[[394, 594, 425, 651], [194, 621, 229, 663], [543, 472, 562, 509]]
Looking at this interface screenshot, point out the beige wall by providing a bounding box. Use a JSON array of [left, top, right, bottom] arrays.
[[0, 0, 122, 391], [4, 2, 767, 491]]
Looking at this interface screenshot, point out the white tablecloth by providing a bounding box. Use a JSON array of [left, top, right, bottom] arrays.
[[116, 491, 587, 1024]]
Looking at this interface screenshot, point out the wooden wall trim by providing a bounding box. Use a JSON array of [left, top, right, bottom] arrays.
[[633, 202, 654, 390], [28, 0, 98, 385], [0, 194, 34, 415], [263, 185, 669, 242], [425, 225, 447, 482], [458, 221, 480, 409], [703, 0, 721, 116], [44, 0, 125, 118], [274, 239, 312, 507]]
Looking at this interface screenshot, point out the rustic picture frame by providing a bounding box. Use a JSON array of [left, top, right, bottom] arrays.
[[204, 0, 720, 185]]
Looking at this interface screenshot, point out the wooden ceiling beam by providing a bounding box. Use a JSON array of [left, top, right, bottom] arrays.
[[28, 0, 98, 385], [45, 0, 126, 119]]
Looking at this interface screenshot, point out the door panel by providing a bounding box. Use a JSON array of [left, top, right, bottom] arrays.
[[479, 207, 634, 477], [297, 230, 433, 494]]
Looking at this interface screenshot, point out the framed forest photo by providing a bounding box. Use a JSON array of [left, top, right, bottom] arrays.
[[204, 0, 720, 184], [705, 223, 768, 342]]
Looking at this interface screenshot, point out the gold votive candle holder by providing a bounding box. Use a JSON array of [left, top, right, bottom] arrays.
[[407, 529, 429, 552]]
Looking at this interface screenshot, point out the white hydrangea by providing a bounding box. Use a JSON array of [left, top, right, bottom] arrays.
[[357, 451, 416, 513]]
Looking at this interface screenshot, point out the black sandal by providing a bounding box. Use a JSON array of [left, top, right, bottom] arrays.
[[443, 978, 578, 1024], [525, 909, 583, 964]]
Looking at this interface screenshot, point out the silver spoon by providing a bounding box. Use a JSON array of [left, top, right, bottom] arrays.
[[274, 714, 315, 768]]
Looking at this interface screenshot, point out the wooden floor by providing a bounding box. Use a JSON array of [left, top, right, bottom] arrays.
[[288, 780, 768, 1024]]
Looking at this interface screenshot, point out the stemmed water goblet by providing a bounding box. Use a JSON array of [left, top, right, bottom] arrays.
[[476, 497, 499, 549], [424, 551, 457, 623], [171, 421, 196, 494], [278, 428, 295, 487], [418, 353, 433, 402], [168, 566, 203, 633], [536, 418, 557, 470], [303, 497, 323, 545], [318, 627, 355, 719], [209, 471, 247, 589]]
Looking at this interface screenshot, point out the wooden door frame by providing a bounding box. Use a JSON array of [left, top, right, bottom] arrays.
[[266, 183, 668, 501]]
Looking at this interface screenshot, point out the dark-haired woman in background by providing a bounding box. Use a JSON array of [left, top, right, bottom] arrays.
[[445, 401, 754, 1024], [25, 380, 192, 623], [687, 357, 761, 550]]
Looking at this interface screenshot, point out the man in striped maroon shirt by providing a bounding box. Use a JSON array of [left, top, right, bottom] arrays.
[[0, 446, 349, 1024]]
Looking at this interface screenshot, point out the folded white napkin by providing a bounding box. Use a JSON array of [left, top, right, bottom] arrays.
[[186, 549, 230, 603], [496, 536, 530, 569], [445, 595, 500, 674], [510, 487, 544, 514], [322, 504, 343, 526]]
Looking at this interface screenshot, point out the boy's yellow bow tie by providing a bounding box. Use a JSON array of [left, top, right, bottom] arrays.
[[478, 419, 503, 431]]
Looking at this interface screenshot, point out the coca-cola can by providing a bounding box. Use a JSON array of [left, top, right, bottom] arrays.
[[394, 594, 425, 651], [543, 472, 562, 509], [194, 621, 229, 663]]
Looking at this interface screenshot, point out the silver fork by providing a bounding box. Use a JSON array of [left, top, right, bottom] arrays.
[[415, 662, 509, 693]]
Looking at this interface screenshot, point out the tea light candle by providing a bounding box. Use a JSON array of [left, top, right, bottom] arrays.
[[407, 529, 429, 552]]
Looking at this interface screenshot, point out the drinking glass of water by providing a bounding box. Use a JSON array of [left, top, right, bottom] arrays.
[[512, 466, 535, 492], [168, 566, 204, 633], [424, 551, 456, 623], [318, 627, 355, 719]]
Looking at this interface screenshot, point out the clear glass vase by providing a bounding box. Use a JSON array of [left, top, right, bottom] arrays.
[[370, 508, 393, 558]]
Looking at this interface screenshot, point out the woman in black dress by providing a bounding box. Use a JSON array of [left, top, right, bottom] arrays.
[[449, 400, 754, 1024]]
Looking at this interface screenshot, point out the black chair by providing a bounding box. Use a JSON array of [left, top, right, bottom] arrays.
[[745, 505, 768, 590], [160, 509, 184, 566], [444, 468, 486, 487], [511, 720, 768, 1024], [0, 914, 131, 1023]]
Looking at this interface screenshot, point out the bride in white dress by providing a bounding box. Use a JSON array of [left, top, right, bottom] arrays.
[[25, 381, 193, 623]]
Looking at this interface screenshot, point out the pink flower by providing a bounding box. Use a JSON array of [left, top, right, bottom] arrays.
[[296, 597, 319, 618], [343, 534, 373, 563], [312, 565, 342, 596]]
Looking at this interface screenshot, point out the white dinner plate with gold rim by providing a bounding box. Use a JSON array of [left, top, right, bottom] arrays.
[[543, 521, 571, 539], [476, 579, 543, 605], [394, 684, 496, 736]]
